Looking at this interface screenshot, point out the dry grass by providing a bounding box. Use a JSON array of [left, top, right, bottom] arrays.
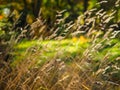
[[0, 0, 120, 90]]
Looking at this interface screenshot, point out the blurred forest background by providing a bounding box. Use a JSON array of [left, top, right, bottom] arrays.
[[0, 0, 120, 41], [0, 0, 119, 24], [0, 0, 97, 24]]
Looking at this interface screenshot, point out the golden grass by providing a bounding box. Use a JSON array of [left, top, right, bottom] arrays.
[[0, 0, 120, 90]]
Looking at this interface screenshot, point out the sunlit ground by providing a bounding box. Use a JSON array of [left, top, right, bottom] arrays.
[[12, 37, 120, 66]]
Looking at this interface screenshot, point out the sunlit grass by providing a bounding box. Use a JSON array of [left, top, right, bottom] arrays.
[[13, 37, 120, 66], [12, 39, 89, 65]]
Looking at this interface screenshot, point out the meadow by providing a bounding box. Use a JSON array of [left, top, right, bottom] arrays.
[[0, 0, 120, 90]]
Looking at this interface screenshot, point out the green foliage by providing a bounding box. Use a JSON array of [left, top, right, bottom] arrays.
[[0, 18, 13, 41], [0, 0, 101, 23]]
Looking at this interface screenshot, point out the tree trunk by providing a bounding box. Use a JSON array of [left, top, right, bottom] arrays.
[[83, 0, 89, 12], [33, 0, 42, 18]]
